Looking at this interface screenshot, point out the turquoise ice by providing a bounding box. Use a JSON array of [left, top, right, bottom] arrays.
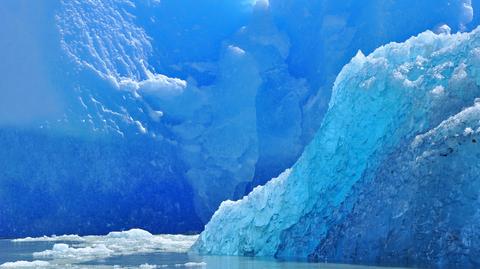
[[195, 27, 480, 268]]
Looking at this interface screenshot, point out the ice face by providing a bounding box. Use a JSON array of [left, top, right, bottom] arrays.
[[237, 0, 480, 192], [0, 0, 479, 237], [194, 27, 480, 268]]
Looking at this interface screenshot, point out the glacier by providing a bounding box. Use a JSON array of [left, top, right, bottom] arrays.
[[195, 26, 480, 268], [1, 0, 479, 238]]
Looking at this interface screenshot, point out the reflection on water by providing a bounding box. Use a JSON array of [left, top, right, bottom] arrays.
[[0, 239, 408, 269]]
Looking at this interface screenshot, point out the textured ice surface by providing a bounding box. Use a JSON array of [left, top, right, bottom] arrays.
[[240, 0, 480, 192], [195, 27, 480, 268], [0, 0, 203, 237], [0, 0, 479, 237]]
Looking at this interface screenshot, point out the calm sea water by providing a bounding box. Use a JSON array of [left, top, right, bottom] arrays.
[[0, 239, 407, 269]]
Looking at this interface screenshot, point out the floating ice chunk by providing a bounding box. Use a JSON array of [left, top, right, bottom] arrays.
[[0, 261, 50, 268], [184, 262, 207, 267], [105, 228, 154, 239], [139, 264, 158, 269], [12, 234, 84, 242], [174, 262, 207, 268], [25, 229, 198, 263], [33, 243, 114, 259]]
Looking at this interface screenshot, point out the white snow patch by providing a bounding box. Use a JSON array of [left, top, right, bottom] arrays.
[[118, 73, 187, 99], [227, 45, 246, 56], [135, 120, 147, 134]]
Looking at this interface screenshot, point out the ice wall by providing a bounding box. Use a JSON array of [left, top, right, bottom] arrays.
[[247, 0, 479, 190], [195, 27, 480, 268], [0, 0, 204, 237], [0, 0, 479, 237]]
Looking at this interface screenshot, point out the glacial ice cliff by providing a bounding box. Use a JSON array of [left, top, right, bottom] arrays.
[[0, 0, 478, 237], [195, 27, 480, 268]]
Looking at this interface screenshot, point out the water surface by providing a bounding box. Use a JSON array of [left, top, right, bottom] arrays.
[[0, 233, 408, 269]]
